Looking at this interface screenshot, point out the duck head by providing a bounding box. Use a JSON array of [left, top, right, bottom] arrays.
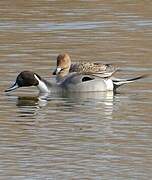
[[5, 71, 50, 93], [53, 53, 71, 77]]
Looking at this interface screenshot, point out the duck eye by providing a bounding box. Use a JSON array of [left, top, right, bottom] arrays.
[[60, 68, 64, 72]]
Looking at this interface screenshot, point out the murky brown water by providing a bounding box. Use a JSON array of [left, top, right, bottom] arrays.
[[0, 0, 152, 179]]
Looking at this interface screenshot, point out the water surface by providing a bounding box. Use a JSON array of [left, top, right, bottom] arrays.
[[0, 0, 152, 179]]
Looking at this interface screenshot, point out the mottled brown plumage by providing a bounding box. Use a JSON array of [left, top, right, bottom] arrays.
[[53, 53, 118, 78]]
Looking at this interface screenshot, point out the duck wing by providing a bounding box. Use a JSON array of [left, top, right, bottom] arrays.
[[70, 62, 118, 78]]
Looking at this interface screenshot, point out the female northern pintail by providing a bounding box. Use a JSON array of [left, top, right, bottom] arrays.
[[53, 53, 118, 79], [5, 70, 146, 94]]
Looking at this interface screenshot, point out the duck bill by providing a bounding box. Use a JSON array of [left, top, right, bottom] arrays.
[[52, 67, 61, 75], [5, 83, 19, 92]]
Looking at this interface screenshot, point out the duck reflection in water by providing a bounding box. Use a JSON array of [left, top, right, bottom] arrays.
[[6, 90, 114, 118], [16, 95, 48, 108], [9, 91, 114, 107]]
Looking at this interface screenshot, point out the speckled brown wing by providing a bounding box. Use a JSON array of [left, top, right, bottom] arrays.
[[69, 62, 118, 77]]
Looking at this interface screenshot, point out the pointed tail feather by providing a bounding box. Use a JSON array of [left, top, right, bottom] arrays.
[[113, 75, 148, 89]]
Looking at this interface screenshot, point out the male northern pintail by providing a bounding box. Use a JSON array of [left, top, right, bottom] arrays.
[[53, 53, 118, 79], [5, 70, 146, 94]]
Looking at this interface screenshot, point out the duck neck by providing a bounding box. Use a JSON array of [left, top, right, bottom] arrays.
[[37, 80, 50, 93], [34, 75, 50, 93]]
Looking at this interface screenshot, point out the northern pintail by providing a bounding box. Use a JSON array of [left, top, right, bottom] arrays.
[[53, 53, 118, 79], [5, 70, 146, 94]]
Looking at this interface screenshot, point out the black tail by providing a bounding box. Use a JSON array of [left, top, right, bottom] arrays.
[[113, 75, 148, 89]]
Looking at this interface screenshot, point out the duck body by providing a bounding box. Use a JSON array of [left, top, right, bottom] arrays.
[[58, 73, 113, 92], [52, 53, 116, 92], [53, 53, 118, 78], [5, 71, 146, 94]]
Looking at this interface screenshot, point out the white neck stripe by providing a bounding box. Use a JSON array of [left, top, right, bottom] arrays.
[[34, 74, 50, 93]]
